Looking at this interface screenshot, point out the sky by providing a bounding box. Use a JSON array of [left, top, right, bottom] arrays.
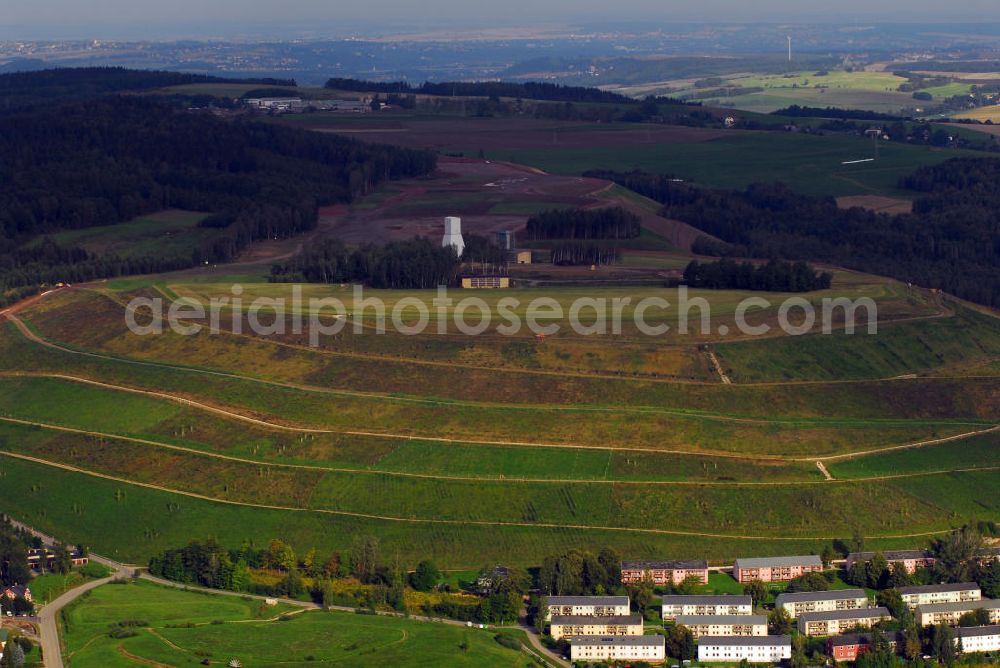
[[3, 0, 1000, 38]]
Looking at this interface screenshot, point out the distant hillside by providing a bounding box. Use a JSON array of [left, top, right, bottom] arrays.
[[0, 66, 295, 111]]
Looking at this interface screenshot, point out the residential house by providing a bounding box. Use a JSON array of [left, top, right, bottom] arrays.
[[827, 632, 903, 661], [898, 583, 981, 608], [545, 595, 630, 621], [26, 547, 88, 572], [674, 614, 768, 638], [916, 600, 1000, 626], [620, 560, 709, 586], [846, 550, 936, 574], [797, 607, 891, 636], [1, 584, 31, 603], [775, 589, 870, 618], [568, 635, 666, 663], [549, 615, 643, 640], [732, 555, 823, 583], [698, 635, 792, 663], [661, 595, 753, 621]]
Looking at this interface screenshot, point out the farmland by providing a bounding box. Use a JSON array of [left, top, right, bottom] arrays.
[[60, 579, 532, 667], [282, 113, 981, 198]]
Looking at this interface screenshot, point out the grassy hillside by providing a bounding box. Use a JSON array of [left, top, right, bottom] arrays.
[[61, 580, 533, 667]]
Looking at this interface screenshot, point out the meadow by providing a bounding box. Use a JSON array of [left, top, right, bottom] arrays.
[[60, 579, 533, 668], [481, 132, 979, 198], [21, 210, 211, 261]]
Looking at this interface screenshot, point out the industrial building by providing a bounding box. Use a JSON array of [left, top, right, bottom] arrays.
[[442, 216, 465, 257]]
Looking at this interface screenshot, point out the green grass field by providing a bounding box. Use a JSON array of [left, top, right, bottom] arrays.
[[21, 210, 211, 261], [482, 132, 978, 198], [60, 580, 531, 667]]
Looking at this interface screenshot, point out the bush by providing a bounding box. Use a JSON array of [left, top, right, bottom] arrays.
[[495, 633, 522, 650]]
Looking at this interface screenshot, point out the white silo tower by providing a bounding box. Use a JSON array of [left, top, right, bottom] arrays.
[[442, 216, 465, 257]]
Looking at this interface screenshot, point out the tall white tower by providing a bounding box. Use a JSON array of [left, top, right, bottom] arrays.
[[442, 216, 465, 257]]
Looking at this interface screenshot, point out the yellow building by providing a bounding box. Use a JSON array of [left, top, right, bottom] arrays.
[[460, 276, 509, 289], [549, 615, 643, 640]]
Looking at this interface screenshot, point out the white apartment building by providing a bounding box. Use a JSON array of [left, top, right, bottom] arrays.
[[661, 595, 753, 621], [698, 635, 793, 663]]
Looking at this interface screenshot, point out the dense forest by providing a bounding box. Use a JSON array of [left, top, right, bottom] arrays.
[[326, 77, 636, 104], [683, 258, 832, 292], [0, 67, 294, 110], [0, 95, 435, 303], [593, 163, 1000, 307], [525, 207, 641, 241], [550, 242, 621, 266], [270, 237, 461, 289]]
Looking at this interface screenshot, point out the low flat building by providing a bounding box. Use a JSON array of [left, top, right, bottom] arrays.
[[956, 625, 1000, 653], [698, 635, 792, 663], [460, 275, 509, 289], [899, 582, 981, 608], [674, 614, 767, 638], [568, 635, 666, 664], [620, 560, 709, 586], [846, 550, 936, 574], [661, 595, 753, 620], [732, 555, 823, 583], [26, 547, 88, 572], [549, 614, 643, 640], [545, 595, 630, 621], [827, 632, 902, 661], [775, 589, 870, 618], [797, 607, 890, 636], [916, 599, 1000, 627]]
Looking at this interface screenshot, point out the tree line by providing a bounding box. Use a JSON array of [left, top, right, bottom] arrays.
[[0, 94, 435, 299], [591, 164, 1000, 307], [525, 207, 640, 241], [325, 77, 636, 105], [683, 258, 832, 292], [270, 237, 461, 289], [0, 66, 294, 111]]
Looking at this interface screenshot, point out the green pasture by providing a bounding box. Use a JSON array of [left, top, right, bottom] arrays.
[[60, 580, 531, 668], [481, 132, 978, 198], [22, 210, 211, 260]]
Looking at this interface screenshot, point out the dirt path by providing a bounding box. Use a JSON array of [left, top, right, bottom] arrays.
[[707, 349, 732, 384], [8, 415, 998, 486]]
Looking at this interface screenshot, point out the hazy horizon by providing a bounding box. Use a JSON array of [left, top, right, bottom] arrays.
[[3, 0, 1000, 41]]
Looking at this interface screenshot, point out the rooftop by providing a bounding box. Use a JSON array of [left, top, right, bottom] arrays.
[[898, 582, 980, 595], [662, 595, 752, 606], [734, 555, 823, 569], [917, 599, 1000, 614], [776, 589, 868, 605], [676, 614, 768, 626], [621, 560, 708, 570], [956, 625, 1000, 638], [828, 631, 904, 647], [548, 595, 630, 607], [699, 635, 792, 647], [551, 615, 643, 625], [848, 550, 932, 561], [798, 607, 890, 622], [566, 635, 666, 647]]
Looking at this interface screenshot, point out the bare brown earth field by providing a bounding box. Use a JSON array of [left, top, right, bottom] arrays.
[[300, 116, 729, 152], [836, 195, 914, 215]]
